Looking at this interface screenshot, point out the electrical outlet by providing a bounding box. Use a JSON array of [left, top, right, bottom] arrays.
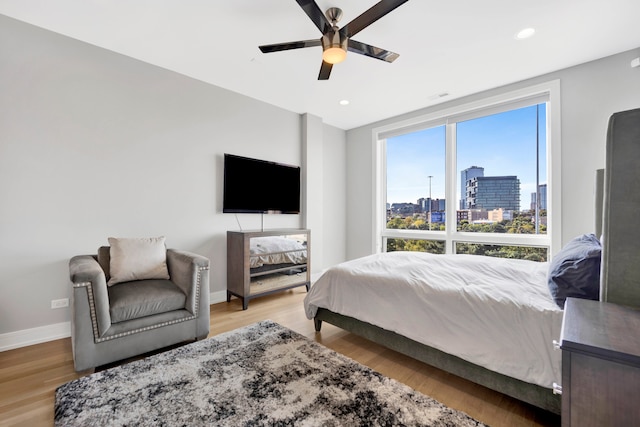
[[51, 298, 69, 309]]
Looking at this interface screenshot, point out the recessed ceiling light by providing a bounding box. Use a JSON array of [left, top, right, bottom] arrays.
[[339, 99, 349, 106], [516, 28, 536, 40]]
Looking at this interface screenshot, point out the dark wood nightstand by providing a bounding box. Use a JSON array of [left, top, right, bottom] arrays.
[[560, 297, 640, 426]]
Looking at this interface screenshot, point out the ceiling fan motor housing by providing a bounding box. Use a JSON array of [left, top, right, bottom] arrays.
[[321, 28, 348, 53]]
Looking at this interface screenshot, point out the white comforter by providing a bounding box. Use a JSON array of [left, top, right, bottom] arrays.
[[303, 251, 563, 388]]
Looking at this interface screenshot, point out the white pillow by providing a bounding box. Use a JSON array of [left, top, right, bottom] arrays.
[[107, 236, 170, 286]]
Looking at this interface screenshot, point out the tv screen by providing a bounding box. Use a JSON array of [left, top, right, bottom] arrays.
[[223, 154, 301, 214]]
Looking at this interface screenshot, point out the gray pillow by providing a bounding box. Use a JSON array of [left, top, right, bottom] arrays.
[[547, 233, 601, 308], [107, 236, 170, 286]]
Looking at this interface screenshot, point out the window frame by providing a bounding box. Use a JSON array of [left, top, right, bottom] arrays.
[[372, 80, 562, 257]]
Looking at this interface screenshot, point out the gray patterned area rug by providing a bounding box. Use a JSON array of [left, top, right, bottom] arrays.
[[55, 320, 487, 426]]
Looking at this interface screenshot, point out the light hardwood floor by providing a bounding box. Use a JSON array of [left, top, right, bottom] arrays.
[[0, 289, 560, 426]]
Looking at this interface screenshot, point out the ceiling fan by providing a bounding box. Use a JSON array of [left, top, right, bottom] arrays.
[[259, 0, 409, 80]]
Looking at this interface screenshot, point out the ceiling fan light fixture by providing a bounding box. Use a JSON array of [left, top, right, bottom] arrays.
[[323, 46, 347, 64], [322, 30, 348, 64]]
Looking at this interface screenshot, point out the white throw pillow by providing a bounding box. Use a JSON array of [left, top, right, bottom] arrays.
[[107, 236, 170, 286]]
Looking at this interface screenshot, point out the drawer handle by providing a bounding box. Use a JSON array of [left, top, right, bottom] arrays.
[[552, 340, 561, 350], [552, 382, 563, 395]]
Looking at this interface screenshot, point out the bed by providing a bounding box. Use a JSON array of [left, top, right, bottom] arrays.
[[303, 232, 604, 415], [303, 107, 638, 416]]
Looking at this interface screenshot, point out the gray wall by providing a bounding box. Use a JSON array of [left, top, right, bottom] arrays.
[[0, 15, 346, 342], [346, 48, 640, 260]]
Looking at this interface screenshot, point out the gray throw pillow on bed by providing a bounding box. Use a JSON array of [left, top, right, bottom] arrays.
[[547, 233, 602, 308]]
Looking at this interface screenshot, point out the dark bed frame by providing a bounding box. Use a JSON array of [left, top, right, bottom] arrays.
[[314, 307, 561, 414]]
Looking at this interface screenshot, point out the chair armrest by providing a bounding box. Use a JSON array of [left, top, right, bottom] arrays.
[[167, 249, 210, 316], [69, 255, 111, 337]]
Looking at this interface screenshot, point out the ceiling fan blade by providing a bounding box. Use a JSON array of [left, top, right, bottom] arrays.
[[348, 39, 399, 62], [295, 0, 332, 33], [259, 39, 322, 53], [341, 0, 409, 38], [318, 61, 333, 80]]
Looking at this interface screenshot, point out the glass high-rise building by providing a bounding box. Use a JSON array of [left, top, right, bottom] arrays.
[[530, 184, 547, 211], [467, 175, 520, 211], [460, 166, 484, 209]]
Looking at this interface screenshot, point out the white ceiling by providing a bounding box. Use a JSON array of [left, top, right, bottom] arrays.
[[1, 0, 639, 130]]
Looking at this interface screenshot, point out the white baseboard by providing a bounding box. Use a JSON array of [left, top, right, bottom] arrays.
[[0, 291, 228, 352], [210, 290, 227, 304], [0, 322, 71, 352]]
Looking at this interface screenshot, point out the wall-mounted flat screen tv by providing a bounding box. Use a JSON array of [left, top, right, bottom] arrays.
[[223, 153, 301, 214]]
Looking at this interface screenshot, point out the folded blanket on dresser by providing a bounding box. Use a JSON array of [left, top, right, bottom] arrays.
[[250, 236, 307, 268]]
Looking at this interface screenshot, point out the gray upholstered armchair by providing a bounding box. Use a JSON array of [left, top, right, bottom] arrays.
[[69, 238, 210, 371]]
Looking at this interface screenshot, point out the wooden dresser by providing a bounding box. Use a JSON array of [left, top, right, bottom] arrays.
[[227, 229, 310, 310], [560, 297, 640, 426]]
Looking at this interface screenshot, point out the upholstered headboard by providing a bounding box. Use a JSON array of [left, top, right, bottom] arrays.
[[595, 168, 604, 240], [600, 107, 640, 308]]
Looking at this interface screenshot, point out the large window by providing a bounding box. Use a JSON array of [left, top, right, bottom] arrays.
[[376, 82, 561, 259]]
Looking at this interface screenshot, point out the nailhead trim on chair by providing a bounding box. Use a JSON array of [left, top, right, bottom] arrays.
[[73, 280, 100, 340], [193, 265, 204, 317], [73, 266, 209, 343]]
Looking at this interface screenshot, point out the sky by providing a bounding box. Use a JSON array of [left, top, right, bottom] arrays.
[[386, 103, 547, 210]]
